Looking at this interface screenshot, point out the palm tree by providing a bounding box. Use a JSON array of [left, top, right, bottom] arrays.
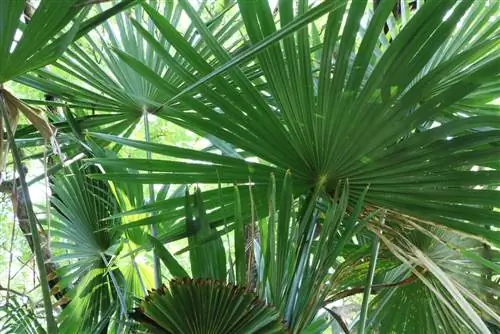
[[2, 0, 499, 333]]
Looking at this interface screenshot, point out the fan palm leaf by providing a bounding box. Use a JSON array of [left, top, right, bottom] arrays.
[[50, 163, 153, 331], [0, 0, 136, 140], [131, 278, 288, 334], [16, 1, 247, 144], [89, 0, 500, 245]]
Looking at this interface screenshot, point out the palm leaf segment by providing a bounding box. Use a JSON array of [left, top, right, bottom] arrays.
[[132, 278, 288, 334], [109, 0, 500, 244], [85, 131, 286, 242]]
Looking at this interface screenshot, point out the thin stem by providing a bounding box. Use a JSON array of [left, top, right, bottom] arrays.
[[44, 140, 51, 258], [10, 254, 33, 281], [324, 273, 418, 304], [144, 111, 161, 288], [0, 93, 58, 333], [0, 284, 30, 299], [99, 253, 128, 320], [217, 171, 235, 283], [6, 198, 17, 304], [246, 176, 257, 290], [126, 240, 147, 296], [358, 210, 386, 334]]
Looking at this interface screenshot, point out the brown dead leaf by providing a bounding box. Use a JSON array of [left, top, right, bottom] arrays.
[[2, 88, 54, 139]]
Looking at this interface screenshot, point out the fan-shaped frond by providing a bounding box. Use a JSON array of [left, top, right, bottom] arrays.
[[131, 278, 288, 334]]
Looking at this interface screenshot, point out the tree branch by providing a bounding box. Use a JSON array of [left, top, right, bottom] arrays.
[[0, 284, 27, 298], [324, 274, 418, 304], [323, 307, 350, 334]]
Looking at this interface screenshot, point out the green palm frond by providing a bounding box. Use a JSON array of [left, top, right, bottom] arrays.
[[186, 187, 227, 281], [106, 0, 500, 245], [16, 1, 246, 141], [368, 276, 473, 333], [51, 164, 121, 262], [45, 162, 158, 331], [50, 163, 123, 330], [131, 278, 288, 334], [43, 145, 166, 331], [57, 267, 118, 333]]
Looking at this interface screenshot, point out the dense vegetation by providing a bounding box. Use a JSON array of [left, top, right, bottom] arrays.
[[0, 0, 499, 333]]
